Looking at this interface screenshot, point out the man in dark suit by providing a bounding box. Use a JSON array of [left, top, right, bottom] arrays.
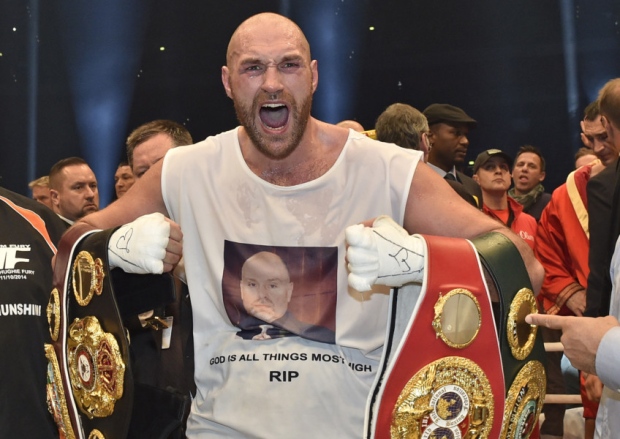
[[423, 103, 483, 207], [581, 98, 620, 439], [48, 157, 99, 227], [585, 99, 620, 319], [587, 158, 618, 318]]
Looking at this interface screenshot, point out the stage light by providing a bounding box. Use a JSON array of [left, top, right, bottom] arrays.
[[57, 0, 148, 206], [286, 1, 369, 124]]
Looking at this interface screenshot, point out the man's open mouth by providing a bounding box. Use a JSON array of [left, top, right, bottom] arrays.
[[260, 103, 289, 129]]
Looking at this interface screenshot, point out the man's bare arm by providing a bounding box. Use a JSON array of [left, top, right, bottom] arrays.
[[78, 160, 169, 230], [403, 162, 544, 293], [72, 160, 182, 273]]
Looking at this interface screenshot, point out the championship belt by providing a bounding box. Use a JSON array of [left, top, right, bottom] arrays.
[[472, 233, 546, 439], [45, 224, 134, 439], [366, 235, 505, 439]]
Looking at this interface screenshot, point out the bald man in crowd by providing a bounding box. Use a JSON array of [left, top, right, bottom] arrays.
[[336, 119, 365, 132], [70, 13, 542, 438]]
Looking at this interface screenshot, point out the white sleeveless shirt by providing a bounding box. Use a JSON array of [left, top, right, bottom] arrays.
[[161, 128, 421, 438]]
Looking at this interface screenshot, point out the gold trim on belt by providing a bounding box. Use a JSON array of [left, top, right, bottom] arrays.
[[72, 251, 105, 307], [432, 288, 482, 349], [506, 288, 538, 361], [47, 288, 61, 341], [45, 344, 76, 439]]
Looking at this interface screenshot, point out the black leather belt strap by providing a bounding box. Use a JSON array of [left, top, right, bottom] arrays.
[[52, 226, 135, 439]]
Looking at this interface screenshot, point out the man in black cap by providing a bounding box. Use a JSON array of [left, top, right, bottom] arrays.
[[472, 149, 537, 250], [423, 103, 482, 206]]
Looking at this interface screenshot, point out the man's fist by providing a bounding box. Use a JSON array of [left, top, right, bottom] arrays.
[[345, 215, 424, 291], [108, 213, 182, 274]]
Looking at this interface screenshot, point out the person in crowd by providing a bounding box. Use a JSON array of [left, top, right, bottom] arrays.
[[472, 149, 537, 249], [28, 175, 54, 210], [375, 102, 476, 206], [587, 100, 620, 319], [0, 186, 66, 438], [575, 147, 598, 169], [48, 157, 99, 226], [114, 161, 135, 199], [582, 100, 619, 167], [509, 145, 551, 221], [123, 119, 196, 438], [534, 100, 619, 438], [69, 13, 542, 437], [375, 103, 430, 158], [127, 119, 193, 179], [336, 119, 365, 132], [423, 103, 482, 206], [528, 78, 620, 439], [579, 97, 620, 437]]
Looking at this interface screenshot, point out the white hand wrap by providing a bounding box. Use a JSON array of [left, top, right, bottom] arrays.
[[108, 213, 170, 274], [346, 215, 425, 291]]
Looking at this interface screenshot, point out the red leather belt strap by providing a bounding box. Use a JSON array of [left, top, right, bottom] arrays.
[[370, 235, 505, 438]]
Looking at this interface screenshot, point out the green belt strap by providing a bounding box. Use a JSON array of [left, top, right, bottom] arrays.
[[471, 232, 546, 391]]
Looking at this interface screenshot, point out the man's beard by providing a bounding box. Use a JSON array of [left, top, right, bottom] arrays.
[[232, 90, 313, 160]]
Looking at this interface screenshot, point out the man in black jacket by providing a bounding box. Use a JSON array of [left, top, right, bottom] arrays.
[[423, 103, 483, 207], [0, 186, 66, 438]]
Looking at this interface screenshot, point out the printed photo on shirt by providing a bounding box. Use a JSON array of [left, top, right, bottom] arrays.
[[222, 241, 337, 343]]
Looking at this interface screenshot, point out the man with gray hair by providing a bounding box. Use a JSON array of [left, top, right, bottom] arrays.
[[375, 103, 430, 159]]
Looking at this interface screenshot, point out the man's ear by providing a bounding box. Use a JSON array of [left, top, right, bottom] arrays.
[[310, 60, 318, 93], [286, 282, 294, 302], [580, 133, 591, 148], [427, 129, 436, 143], [222, 66, 233, 99], [50, 189, 60, 207], [538, 171, 546, 183], [472, 174, 480, 184]]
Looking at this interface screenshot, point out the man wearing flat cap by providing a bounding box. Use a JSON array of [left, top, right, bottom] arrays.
[[423, 103, 482, 206]]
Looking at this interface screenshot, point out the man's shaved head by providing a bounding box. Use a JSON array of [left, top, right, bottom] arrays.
[[226, 13, 311, 66]]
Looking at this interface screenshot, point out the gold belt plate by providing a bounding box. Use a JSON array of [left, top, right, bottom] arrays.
[[67, 316, 125, 419], [392, 356, 494, 439], [501, 360, 546, 439]]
